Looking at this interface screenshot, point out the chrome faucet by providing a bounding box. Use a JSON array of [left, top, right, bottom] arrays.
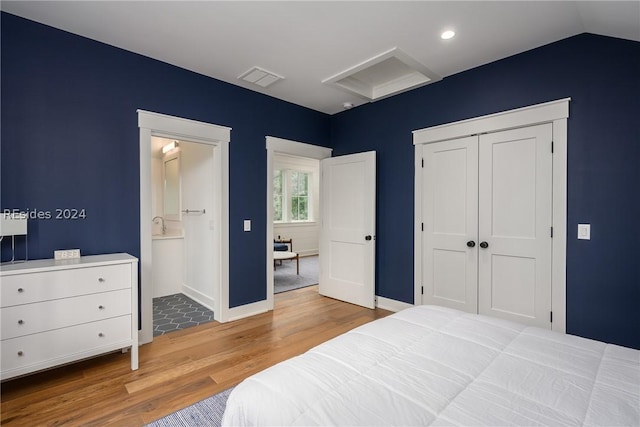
[[152, 216, 166, 234]]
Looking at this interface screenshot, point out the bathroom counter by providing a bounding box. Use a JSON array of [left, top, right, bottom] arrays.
[[152, 232, 184, 240]]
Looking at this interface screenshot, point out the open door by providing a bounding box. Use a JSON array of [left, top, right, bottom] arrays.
[[319, 151, 376, 308]]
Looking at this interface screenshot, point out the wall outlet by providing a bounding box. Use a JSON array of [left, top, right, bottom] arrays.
[[577, 224, 591, 240], [54, 249, 81, 260]]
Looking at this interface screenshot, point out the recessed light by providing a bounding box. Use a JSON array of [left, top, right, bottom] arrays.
[[441, 30, 456, 40], [343, 102, 354, 110]]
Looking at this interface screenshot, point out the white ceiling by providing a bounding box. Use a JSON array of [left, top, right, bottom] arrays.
[[2, 1, 639, 115]]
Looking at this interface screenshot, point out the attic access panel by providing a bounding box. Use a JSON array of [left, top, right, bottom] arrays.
[[323, 47, 441, 102]]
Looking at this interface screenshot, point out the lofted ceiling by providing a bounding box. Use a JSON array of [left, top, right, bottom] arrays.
[[2, 1, 639, 115]]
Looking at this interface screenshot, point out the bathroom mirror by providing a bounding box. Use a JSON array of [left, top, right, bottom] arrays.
[[163, 152, 181, 220]]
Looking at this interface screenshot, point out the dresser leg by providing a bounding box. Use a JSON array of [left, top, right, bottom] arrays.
[[131, 344, 139, 370]]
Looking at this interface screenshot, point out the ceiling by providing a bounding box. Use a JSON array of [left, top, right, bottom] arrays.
[[2, 1, 639, 115]]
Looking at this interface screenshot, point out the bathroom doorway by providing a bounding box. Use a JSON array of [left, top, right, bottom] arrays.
[[150, 137, 217, 335], [138, 110, 230, 344]]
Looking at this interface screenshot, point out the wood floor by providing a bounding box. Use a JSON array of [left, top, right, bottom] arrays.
[[0, 286, 391, 426]]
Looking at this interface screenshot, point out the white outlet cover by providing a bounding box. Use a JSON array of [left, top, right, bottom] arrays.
[[243, 219, 251, 232], [578, 224, 591, 240]]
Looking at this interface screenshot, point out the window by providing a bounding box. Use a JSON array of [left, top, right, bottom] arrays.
[[274, 169, 312, 222], [290, 171, 309, 221]]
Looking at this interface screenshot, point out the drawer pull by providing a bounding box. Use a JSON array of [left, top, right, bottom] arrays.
[[18, 288, 24, 293], [17, 351, 24, 356], [98, 332, 104, 337], [18, 319, 24, 325], [98, 305, 105, 310], [98, 278, 106, 283]]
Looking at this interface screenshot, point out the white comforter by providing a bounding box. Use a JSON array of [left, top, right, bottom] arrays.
[[222, 305, 640, 426]]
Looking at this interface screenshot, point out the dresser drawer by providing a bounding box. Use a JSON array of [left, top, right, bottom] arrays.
[[1, 264, 131, 307], [1, 315, 132, 375], [1, 289, 131, 340]]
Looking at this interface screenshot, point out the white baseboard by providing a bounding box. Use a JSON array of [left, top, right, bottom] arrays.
[[376, 295, 413, 312], [182, 284, 215, 312], [227, 300, 270, 322]]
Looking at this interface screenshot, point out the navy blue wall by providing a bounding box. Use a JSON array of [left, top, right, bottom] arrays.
[[3, 12, 638, 349], [0, 13, 330, 308], [330, 34, 640, 349]]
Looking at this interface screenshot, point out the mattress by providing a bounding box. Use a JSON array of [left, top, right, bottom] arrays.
[[221, 305, 640, 426]]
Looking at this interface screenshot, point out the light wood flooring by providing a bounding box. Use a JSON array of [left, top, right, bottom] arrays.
[[1, 286, 391, 426]]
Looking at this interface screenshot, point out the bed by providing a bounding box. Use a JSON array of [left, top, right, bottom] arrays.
[[221, 305, 639, 426]]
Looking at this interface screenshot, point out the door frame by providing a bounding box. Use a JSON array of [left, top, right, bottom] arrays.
[[138, 110, 231, 344], [413, 98, 570, 333], [266, 137, 332, 310]]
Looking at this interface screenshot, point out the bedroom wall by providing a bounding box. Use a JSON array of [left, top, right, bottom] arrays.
[[2, 13, 638, 350], [329, 33, 640, 349], [0, 12, 330, 308]]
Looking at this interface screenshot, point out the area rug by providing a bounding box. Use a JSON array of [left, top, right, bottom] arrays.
[[146, 387, 234, 427], [274, 254, 318, 293]]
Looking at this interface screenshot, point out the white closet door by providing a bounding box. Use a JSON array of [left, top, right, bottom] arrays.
[[478, 124, 553, 328], [421, 136, 478, 313]]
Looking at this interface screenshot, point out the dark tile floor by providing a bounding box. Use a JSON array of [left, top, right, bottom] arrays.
[[153, 293, 215, 336]]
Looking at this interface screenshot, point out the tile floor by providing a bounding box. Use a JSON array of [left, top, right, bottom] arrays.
[[153, 293, 215, 336]]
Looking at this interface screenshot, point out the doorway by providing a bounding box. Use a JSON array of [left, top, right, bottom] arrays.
[[138, 110, 231, 344], [265, 137, 332, 310], [273, 152, 320, 293], [150, 137, 217, 335]]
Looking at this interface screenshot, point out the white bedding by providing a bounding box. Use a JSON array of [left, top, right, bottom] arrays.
[[222, 305, 640, 426]]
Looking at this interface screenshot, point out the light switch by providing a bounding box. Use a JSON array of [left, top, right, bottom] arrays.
[[577, 224, 590, 240], [243, 219, 251, 232]]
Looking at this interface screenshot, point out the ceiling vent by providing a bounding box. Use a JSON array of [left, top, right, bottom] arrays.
[[322, 47, 441, 101], [239, 66, 284, 88]]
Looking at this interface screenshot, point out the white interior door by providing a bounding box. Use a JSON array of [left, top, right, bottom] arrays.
[[478, 124, 553, 328], [319, 151, 376, 308], [421, 136, 478, 312]]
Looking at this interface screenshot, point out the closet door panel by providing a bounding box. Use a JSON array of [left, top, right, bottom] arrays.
[[478, 124, 553, 328], [422, 136, 478, 313]]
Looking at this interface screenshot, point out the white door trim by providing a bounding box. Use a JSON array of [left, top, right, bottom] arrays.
[[266, 137, 332, 311], [413, 98, 569, 333], [138, 110, 231, 344]]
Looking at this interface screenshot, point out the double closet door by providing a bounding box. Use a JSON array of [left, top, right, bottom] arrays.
[[421, 123, 553, 329]]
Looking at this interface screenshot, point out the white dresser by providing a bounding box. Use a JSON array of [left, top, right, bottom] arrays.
[[0, 253, 138, 380]]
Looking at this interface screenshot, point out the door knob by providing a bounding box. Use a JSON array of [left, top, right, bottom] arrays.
[[365, 235, 372, 241], [466, 240, 476, 248], [480, 241, 489, 249]]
